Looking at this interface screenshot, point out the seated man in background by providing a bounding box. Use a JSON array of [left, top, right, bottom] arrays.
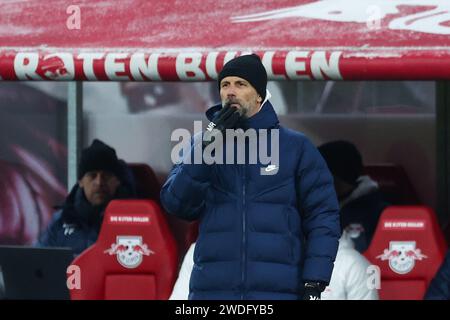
[[425, 249, 450, 300], [170, 234, 378, 300], [318, 140, 389, 253], [37, 139, 136, 255]]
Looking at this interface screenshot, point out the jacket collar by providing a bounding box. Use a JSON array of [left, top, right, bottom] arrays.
[[205, 90, 279, 130], [60, 184, 104, 228]]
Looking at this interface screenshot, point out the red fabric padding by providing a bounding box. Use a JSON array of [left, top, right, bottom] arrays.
[[69, 200, 178, 300], [364, 206, 448, 300], [379, 280, 426, 300], [104, 275, 156, 300]]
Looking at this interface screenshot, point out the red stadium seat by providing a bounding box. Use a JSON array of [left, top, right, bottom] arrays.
[[129, 163, 199, 259], [363, 164, 420, 205], [364, 206, 448, 300], [68, 200, 178, 300]]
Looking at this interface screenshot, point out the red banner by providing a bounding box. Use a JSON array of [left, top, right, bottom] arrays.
[[2, 0, 450, 80], [2, 50, 450, 81]]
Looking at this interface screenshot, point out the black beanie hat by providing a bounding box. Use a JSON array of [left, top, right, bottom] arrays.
[[318, 140, 363, 186], [78, 139, 122, 180], [218, 54, 267, 100]]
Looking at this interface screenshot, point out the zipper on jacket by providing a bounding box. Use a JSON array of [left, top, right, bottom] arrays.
[[241, 164, 247, 300]]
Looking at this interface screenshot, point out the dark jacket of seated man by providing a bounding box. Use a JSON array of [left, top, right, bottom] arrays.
[[36, 139, 136, 256], [318, 140, 389, 253]]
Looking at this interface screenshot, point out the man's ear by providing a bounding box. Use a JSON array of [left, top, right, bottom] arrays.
[[257, 95, 262, 103], [78, 180, 83, 188]]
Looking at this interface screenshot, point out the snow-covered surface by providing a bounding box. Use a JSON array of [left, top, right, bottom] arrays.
[[1, 0, 450, 49], [1, 0, 450, 80]]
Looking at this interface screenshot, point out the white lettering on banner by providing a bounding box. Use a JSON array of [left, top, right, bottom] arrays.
[[78, 53, 104, 80], [109, 215, 150, 223], [240, 51, 254, 57], [8, 50, 343, 81], [14, 53, 41, 80], [231, 0, 450, 35], [176, 53, 205, 80], [105, 53, 129, 80], [310, 51, 343, 80], [223, 51, 238, 65], [262, 51, 286, 80], [205, 51, 219, 79], [285, 51, 310, 80], [130, 53, 161, 81]]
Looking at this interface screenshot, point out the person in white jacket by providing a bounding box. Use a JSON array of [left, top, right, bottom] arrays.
[[320, 231, 379, 300], [170, 231, 379, 300]]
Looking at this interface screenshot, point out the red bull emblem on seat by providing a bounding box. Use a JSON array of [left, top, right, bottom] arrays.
[[376, 241, 427, 274], [104, 236, 154, 269]]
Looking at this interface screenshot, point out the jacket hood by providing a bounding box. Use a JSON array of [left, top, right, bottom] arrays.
[[338, 231, 356, 251], [340, 175, 379, 208]]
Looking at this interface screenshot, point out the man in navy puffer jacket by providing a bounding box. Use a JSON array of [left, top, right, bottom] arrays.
[[161, 54, 341, 300]]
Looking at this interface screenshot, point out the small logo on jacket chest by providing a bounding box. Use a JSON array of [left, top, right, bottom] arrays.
[[261, 164, 279, 175], [62, 223, 76, 236]]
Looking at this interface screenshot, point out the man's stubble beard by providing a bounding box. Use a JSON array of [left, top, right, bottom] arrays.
[[222, 98, 250, 119]]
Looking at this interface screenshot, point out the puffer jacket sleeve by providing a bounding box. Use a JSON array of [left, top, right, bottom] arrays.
[[160, 134, 211, 221], [296, 137, 341, 284], [425, 250, 450, 300]]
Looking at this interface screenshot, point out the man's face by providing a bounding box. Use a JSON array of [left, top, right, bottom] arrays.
[[220, 76, 262, 119], [78, 170, 120, 207]]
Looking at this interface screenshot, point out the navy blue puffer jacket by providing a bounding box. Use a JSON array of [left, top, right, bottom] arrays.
[[161, 101, 340, 300], [425, 250, 450, 300]]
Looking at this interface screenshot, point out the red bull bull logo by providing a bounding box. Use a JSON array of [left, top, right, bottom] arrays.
[[376, 241, 427, 274], [104, 236, 154, 269]]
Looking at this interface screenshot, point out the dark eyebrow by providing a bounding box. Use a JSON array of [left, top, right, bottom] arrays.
[[236, 80, 248, 84]]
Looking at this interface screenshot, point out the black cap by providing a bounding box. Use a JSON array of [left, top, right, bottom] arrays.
[[318, 140, 363, 186], [78, 139, 122, 180], [218, 54, 267, 100]]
